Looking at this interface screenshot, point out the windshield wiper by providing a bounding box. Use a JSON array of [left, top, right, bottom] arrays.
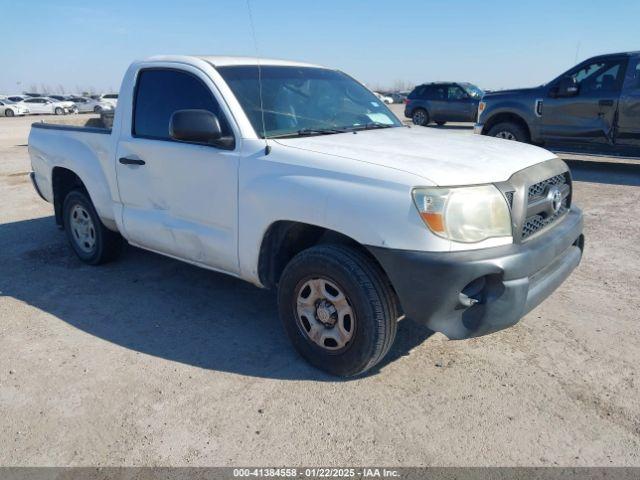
[[268, 127, 349, 139], [349, 122, 395, 131], [297, 127, 350, 135]]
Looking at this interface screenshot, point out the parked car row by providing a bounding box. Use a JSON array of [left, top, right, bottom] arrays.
[[0, 92, 118, 117], [374, 91, 407, 104], [0, 99, 30, 117]]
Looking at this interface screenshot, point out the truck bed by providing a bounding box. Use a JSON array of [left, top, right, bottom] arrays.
[[29, 121, 117, 230], [31, 121, 111, 135]]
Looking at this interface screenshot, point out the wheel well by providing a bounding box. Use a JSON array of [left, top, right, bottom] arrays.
[[257, 221, 389, 291], [482, 112, 531, 141], [51, 167, 86, 227]]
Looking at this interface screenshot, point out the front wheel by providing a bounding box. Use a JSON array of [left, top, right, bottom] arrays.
[[278, 244, 399, 377], [487, 122, 528, 142], [5, 109, 15, 117], [54, 107, 64, 115], [94, 106, 102, 113], [63, 190, 123, 265]]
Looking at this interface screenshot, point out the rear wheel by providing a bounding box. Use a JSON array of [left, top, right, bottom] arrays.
[[278, 244, 398, 377], [63, 190, 123, 265], [94, 106, 102, 113], [412, 108, 429, 126], [487, 122, 528, 142], [54, 107, 64, 115], [5, 109, 15, 117]]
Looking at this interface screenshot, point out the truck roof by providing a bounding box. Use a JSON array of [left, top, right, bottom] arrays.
[[145, 55, 326, 69], [585, 51, 640, 59]]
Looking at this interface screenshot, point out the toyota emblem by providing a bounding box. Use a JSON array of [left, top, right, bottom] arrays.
[[548, 186, 563, 214]]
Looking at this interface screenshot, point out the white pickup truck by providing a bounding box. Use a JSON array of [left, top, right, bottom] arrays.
[[28, 56, 584, 376]]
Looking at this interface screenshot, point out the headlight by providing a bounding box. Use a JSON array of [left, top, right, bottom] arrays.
[[412, 185, 512, 243]]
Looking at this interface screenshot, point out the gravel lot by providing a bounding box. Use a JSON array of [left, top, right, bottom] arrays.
[[0, 113, 639, 467]]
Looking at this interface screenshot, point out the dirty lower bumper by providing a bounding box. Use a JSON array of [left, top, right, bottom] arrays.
[[368, 208, 584, 339]]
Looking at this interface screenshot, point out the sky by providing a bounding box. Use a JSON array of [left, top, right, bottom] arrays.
[[1, 0, 638, 94]]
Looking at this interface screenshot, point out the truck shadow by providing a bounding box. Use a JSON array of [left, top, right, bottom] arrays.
[[0, 216, 433, 382], [565, 159, 640, 187]]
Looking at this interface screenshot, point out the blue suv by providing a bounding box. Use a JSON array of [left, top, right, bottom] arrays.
[[405, 82, 483, 126]]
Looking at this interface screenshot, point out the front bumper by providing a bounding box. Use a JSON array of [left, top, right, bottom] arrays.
[[368, 208, 584, 339], [473, 123, 484, 134]]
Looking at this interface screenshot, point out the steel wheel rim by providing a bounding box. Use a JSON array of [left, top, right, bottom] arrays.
[[413, 111, 426, 125], [70, 204, 96, 254], [495, 130, 516, 140], [295, 277, 356, 352]]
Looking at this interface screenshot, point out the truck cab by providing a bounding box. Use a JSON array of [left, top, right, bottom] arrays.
[[476, 51, 640, 154]]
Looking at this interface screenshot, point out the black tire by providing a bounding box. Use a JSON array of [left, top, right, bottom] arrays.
[[487, 122, 528, 142], [54, 107, 64, 115], [5, 109, 15, 117], [94, 106, 102, 113], [411, 108, 429, 126], [278, 244, 398, 377], [62, 189, 123, 265], [435, 121, 446, 126]]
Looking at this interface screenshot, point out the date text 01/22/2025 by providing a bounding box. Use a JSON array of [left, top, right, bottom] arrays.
[[232, 468, 400, 477]]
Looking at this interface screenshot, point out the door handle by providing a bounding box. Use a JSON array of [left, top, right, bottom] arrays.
[[598, 99, 614, 107], [119, 157, 146, 166]]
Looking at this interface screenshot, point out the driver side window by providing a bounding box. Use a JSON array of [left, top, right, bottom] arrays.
[[570, 60, 625, 94], [624, 59, 640, 92]]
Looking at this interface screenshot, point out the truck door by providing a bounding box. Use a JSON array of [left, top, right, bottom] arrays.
[[115, 66, 240, 274], [616, 57, 640, 149], [540, 56, 627, 146]]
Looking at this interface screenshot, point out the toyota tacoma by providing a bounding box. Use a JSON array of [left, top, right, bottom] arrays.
[[28, 56, 584, 376]]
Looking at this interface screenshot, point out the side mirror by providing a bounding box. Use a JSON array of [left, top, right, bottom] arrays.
[[552, 76, 579, 98], [169, 109, 222, 144]]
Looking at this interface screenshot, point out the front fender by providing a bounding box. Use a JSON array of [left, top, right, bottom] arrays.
[[480, 99, 541, 141], [237, 141, 451, 285]]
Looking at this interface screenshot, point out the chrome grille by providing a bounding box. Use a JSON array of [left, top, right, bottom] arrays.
[[521, 172, 571, 240], [528, 174, 566, 198], [522, 206, 568, 239]]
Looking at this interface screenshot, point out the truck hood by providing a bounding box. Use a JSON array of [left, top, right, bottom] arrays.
[[483, 87, 542, 98], [274, 126, 557, 186]]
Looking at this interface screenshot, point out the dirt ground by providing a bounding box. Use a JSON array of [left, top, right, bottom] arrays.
[[0, 113, 639, 467]]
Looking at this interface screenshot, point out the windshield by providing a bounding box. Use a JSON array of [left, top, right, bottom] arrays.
[[217, 65, 402, 138], [460, 83, 484, 98]]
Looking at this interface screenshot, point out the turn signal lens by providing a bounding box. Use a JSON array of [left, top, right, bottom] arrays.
[[478, 101, 486, 114], [412, 185, 512, 243]]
